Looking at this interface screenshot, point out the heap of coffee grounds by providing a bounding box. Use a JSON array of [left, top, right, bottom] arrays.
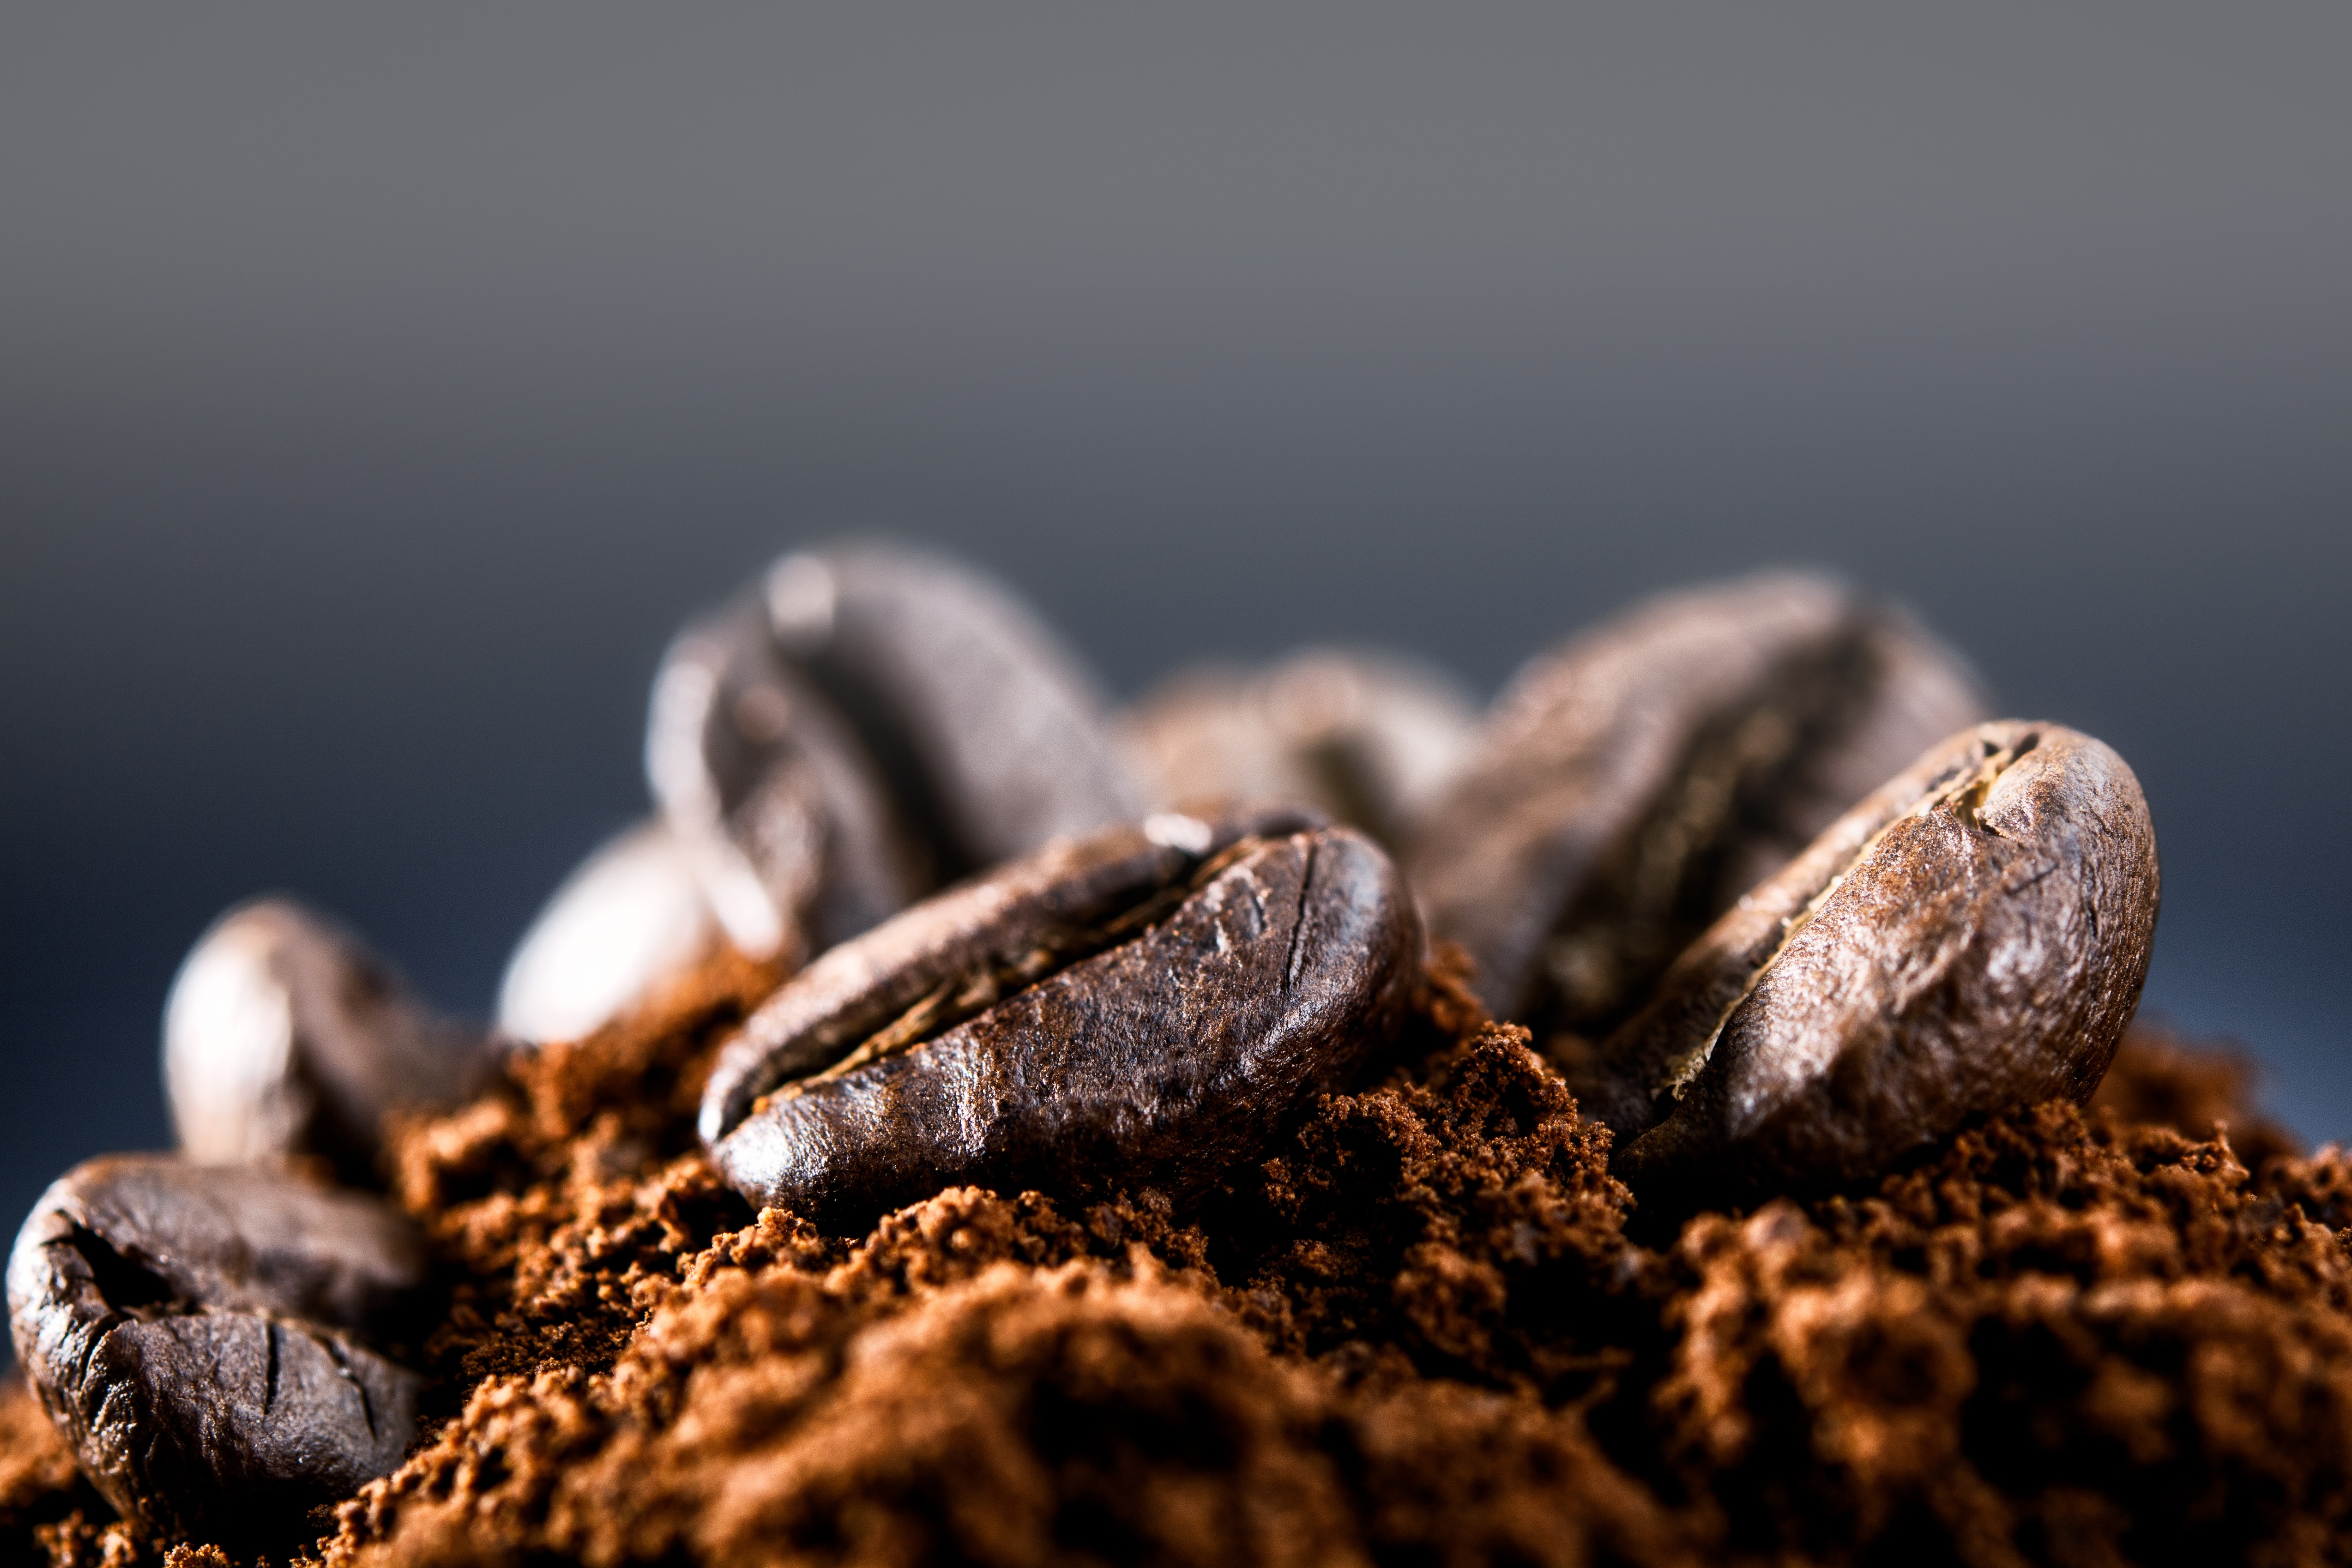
[[5, 948, 2348, 1567]]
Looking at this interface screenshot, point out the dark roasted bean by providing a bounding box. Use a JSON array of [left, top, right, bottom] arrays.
[[163, 899, 498, 1179], [646, 542, 1145, 968], [495, 818, 721, 1045], [1597, 721, 2159, 1203], [1116, 647, 1477, 852], [760, 542, 1144, 874], [5, 1156, 430, 1543], [1408, 571, 1988, 1055], [701, 804, 1419, 1227], [700, 800, 1325, 1139], [647, 596, 923, 964]]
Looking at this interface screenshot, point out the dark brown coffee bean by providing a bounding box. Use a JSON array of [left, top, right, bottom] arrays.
[[701, 804, 1419, 1228], [700, 800, 1325, 1140], [647, 542, 1144, 967], [495, 817, 721, 1045], [5, 1156, 429, 1543], [760, 542, 1145, 875], [1116, 648, 1477, 851], [648, 596, 923, 965], [164, 899, 498, 1180], [1597, 721, 2158, 1203], [1408, 571, 1987, 1053]]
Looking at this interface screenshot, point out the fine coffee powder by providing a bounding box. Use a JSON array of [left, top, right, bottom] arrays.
[[5, 941, 2347, 1566]]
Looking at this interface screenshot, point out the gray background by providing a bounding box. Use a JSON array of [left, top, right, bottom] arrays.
[[4, 6, 2347, 1258]]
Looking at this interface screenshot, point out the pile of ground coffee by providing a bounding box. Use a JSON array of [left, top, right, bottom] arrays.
[[4, 944, 2345, 1568]]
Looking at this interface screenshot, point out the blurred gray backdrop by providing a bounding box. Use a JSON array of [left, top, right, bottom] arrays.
[[5, 5, 2348, 1254]]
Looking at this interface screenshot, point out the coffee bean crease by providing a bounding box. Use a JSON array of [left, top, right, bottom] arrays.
[[1599, 720, 2160, 1202], [1410, 570, 1988, 1050], [5, 1157, 430, 1543], [702, 807, 1418, 1227]]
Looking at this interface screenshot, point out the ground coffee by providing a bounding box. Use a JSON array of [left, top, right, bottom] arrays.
[[4, 941, 2342, 1567]]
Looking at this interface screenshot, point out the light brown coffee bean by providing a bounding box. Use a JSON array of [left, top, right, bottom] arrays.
[[1598, 721, 2159, 1203], [1409, 571, 1987, 1053], [164, 899, 497, 1179], [495, 817, 724, 1045], [701, 803, 1419, 1228], [5, 1156, 429, 1543], [1116, 647, 1478, 851]]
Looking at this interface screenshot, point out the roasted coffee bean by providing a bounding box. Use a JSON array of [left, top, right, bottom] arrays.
[[701, 804, 1419, 1227], [496, 817, 722, 1045], [6, 1155, 429, 1542], [164, 899, 498, 1179], [1409, 571, 1987, 1052], [1115, 647, 1477, 851], [760, 541, 1144, 873], [648, 596, 922, 963], [1595, 721, 2158, 1203], [699, 801, 1326, 1141], [648, 541, 1143, 964]]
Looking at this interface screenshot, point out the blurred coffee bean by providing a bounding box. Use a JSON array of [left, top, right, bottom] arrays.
[[702, 803, 1417, 1228], [760, 541, 1144, 873], [1409, 571, 1987, 1051], [1115, 648, 1477, 850], [1604, 721, 2159, 1204], [164, 899, 497, 1179], [647, 541, 1144, 966], [647, 597, 923, 963], [6, 1155, 429, 1543], [495, 818, 722, 1045]]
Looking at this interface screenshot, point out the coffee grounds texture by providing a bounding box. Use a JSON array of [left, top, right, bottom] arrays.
[[5, 949, 2351, 1568]]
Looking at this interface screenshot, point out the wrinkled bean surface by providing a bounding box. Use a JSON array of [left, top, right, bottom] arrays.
[[703, 804, 1420, 1227], [1598, 720, 2159, 1202], [1410, 571, 1987, 1051], [1115, 647, 1477, 851], [164, 899, 496, 1180], [5, 1156, 429, 1542]]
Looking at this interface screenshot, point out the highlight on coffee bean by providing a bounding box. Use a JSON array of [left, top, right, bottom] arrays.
[[495, 817, 721, 1046]]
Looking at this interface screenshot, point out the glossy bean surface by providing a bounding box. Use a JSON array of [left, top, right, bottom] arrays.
[[1410, 571, 1987, 1052], [1600, 721, 2159, 1202], [6, 1157, 430, 1542], [703, 805, 1419, 1227]]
